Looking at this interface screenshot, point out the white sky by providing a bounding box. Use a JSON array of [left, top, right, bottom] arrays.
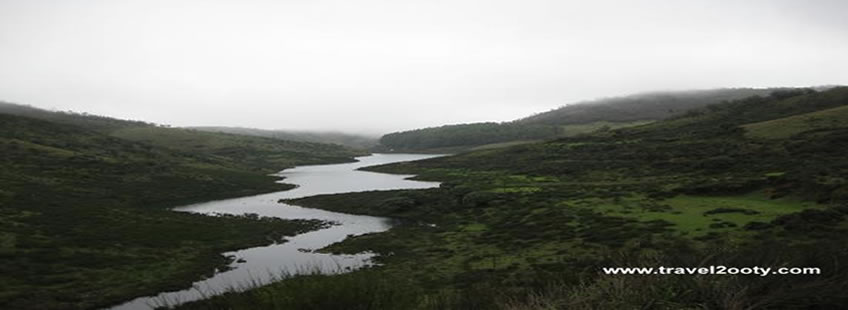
[[1, 0, 847, 134]]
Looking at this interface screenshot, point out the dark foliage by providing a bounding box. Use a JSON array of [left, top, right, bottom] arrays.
[[517, 88, 782, 125], [378, 88, 792, 151], [0, 109, 358, 309], [379, 122, 561, 150]]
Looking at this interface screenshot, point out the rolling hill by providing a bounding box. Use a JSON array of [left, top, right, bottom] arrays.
[[742, 104, 848, 139], [0, 102, 366, 173], [190, 126, 379, 150], [377, 87, 820, 152], [516, 88, 784, 125]]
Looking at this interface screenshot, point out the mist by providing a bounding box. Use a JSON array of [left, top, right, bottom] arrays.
[[1, 0, 846, 134]]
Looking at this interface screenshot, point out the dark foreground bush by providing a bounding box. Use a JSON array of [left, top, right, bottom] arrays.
[[174, 269, 423, 310], [177, 240, 848, 310], [504, 241, 848, 310]]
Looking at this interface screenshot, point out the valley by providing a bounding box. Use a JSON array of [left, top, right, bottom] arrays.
[[3, 2, 846, 309], [2, 87, 847, 309], [177, 87, 848, 309]]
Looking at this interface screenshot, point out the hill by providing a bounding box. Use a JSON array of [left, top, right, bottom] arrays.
[[0, 105, 363, 309], [377, 88, 816, 151], [0, 101, 154, 131], [516, 88, 783, 125], [186, 87, 848, 309], [0, 102, 366, 173], [742, 104, 848, 139], [190, 126, 379, 149], [378, 122, 561, 152], [109, 126, 365, 172]]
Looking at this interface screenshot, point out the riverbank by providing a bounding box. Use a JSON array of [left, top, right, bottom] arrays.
[[174, 89, 848, 309], [1, 199, 329, 310], [0, 112, 366, 309], [1, 169, 337, 310], [109, 153, 441, 309]]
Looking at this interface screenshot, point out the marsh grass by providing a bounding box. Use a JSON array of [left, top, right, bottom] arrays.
[[172, 266, 423, 310]]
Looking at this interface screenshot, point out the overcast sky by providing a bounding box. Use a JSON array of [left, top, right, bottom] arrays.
[[1, 0, 846, 134]]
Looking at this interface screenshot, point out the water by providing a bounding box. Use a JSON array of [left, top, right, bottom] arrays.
[[110, 153, 442, 310]]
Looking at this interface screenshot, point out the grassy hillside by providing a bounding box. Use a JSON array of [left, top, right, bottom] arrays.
[[184, 87, 848, 309], [377, 88, 800, 152], [558, 120, 654, 136], [0, 102, 367, 173], [0, 107, 363, 309], [517, 88, 785, 125], [742, 105, 848, 139], [379, 122, 562, 152], [191, 126, 379, 149], [0, 101, 152, 132], [110, 126, 366, 173], [0, 113, 292, 209]]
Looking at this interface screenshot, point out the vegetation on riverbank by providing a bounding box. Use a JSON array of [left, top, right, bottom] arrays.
[[0, 104, 364, 309], [174, 239, 848, 310], [183, 87, 848, 309]]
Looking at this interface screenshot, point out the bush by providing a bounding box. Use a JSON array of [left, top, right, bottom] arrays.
[[461, 191, 502, 208], [703, 207, 760, 216]]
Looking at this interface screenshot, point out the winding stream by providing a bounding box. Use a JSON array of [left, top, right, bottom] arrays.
[[111, 153, 442, 310]]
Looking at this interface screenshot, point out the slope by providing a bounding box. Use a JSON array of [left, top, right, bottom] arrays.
[[742, 105, 848, 139], [0, 102, 367, 173], [110, 126, 365, 173], [190, 126, 379, 149], [378, 88, 797, 151], [0, 112, 346, 309], [517, 88, 785, 125]]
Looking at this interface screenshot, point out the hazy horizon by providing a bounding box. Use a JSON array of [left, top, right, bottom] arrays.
[[2, 0, 847, 134], [2, 85, 840, 136]]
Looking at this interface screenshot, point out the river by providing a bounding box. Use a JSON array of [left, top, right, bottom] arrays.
[[110, 153, 442, 310]]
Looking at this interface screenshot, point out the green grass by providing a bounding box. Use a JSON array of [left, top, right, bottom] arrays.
[[469, 140, 541, 151], [489, 186, 542, 193], [110, 126, 365, 172], [742, 105, 848, 139], [575, 193, 820, 236], [175, 269, 425, 310], [460, 223, 488, 232], [559, 120, 654, 136]]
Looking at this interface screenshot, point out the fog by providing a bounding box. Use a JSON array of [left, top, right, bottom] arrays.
[[1, 0, 846, 134]]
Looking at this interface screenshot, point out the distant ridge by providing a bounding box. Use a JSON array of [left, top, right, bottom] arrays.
[[516, 88, 783, 125], [378, 87, 835, 151], [0, 101, 366, 170], [190, 126, 378, 150]]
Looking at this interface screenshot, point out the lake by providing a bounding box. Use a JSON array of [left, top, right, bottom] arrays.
[[110, 153, 442, 310]]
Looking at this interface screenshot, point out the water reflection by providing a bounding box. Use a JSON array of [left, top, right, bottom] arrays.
[[110, 153, 441, 309]]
